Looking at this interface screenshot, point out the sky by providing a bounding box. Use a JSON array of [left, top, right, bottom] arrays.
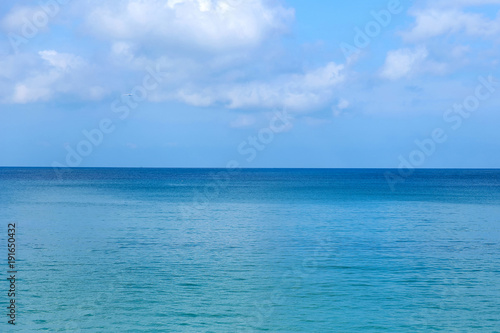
[[1, 0, 500, 168]]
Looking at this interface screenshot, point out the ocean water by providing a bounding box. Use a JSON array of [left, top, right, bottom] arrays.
[[1, 168, 500, 332]]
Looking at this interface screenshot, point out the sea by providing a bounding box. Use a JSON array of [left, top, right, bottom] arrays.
[[1, 168, 499, 332]]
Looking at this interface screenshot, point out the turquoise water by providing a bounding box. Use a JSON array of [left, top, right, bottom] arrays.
[[1, 168, 500, 332]]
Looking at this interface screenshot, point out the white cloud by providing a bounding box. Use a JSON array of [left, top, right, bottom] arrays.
[[38, 50, 85, 70], [5, 50, 101, 103], [395, 2, 500, 78], [431, 0, 500, 8], [337, 98, 350, 110], [89, 86, 107, 100], [163, 62, 346, 111], [332, 98, 350, 117], [380, 47, 429, 80], [84, 0, 294, 51], [111, 41, 135, 62], [402, 8, 500, 42], [0, 1, 347, 112], [1, 6, 44, 33], [2, 48, 346, 110], [0, 53, 34, 80]]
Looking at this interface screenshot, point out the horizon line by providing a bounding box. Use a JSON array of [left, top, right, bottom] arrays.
[[1, 166, 500, 170]]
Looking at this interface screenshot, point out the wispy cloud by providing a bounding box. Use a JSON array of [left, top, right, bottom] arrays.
[[167, 62, 346, 111], [402, 6, 500, 42], [6, 50, 104, 103], [1, 0, 349, 112], [380, 46, 429, 80]]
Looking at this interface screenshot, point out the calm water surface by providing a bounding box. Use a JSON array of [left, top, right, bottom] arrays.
[[1, 168, 499, 332]]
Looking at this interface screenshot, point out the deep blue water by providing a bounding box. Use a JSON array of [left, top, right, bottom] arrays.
[[1, 168, 500, 332]]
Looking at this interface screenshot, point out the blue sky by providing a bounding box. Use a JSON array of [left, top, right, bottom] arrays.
[[1, 0, 500, 168]]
